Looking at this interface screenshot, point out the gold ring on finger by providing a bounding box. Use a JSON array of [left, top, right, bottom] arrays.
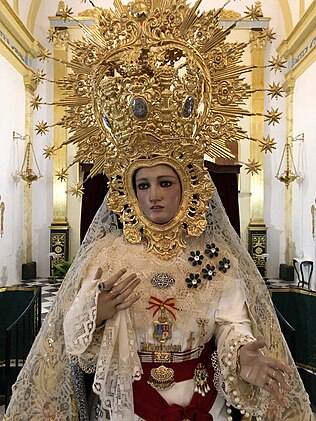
[[272, 369, 276, 378], [268, 377, 274, 388], [109, 290, 117, 297]]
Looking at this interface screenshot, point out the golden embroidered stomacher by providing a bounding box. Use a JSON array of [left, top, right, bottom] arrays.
[[145, 346, 206, 391], [39, 1, 282, 259], [148, 365, 175, 391]]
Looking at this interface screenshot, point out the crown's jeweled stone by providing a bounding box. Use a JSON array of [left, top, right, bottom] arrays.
[[132, 97, 148, 120], [102, 112, 111, 129], [183, 96, 194, 118]]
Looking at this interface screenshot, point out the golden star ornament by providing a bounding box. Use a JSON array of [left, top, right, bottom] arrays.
[[30, 95, 43, 110], [32, 70, 46, 85], [69, 183, 84, 198], [268, 55, 287, 73], [265, 108, 282, 126], [245, 159, 262, 175], [35, 121, 50, 136], [56, 168, 69, 182], [259, 136, 277, 154], [43, 145, 57, 159], [268, 82, 284, 100]]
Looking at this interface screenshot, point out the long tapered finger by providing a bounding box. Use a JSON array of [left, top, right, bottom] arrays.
[[115, 293, 141, 311], [111, 273, 139, 295], [111, 278, 140, 302], [271, 369, 291, 391], [99, 268, 130, 291]]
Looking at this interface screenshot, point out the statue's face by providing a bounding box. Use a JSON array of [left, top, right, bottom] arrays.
[[135, 164, 181, 224]]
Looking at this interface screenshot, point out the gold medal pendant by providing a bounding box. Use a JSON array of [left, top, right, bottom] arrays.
[[153, 307, 172, 344], [146, 298, 178, 391], [147, 365, 175, 391]]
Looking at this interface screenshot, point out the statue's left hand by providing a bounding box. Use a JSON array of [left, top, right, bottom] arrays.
[[238, 340, 291, 407]]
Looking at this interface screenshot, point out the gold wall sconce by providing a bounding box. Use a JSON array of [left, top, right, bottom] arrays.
[[275, 133, 304, 188], [13, 132, 42, 187]]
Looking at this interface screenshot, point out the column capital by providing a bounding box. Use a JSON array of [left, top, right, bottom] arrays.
[[250, 29, 267, 51], [23, 69, 38, 93], [283, 74, 296, 96]]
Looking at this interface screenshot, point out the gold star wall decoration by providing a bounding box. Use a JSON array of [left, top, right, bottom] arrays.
[[38, 48, 52, 62], [267, 82, 284, 100], [261, 27, 276, 43], [265, 108, 282, 126], [47, 27, 58, 43], [69, 183, 84, 198], [30, 95, 43, 110], [268, 55, 287, 73], [245, 159, 262, 175], [244, 4, 262, 20], [259, 135, 277, 153], [35, 121, 50, 136], [43, 145, 57, 159], [56, 168, 69, 182], [60, 4, 74, 21], [32, 70, 46, 85]]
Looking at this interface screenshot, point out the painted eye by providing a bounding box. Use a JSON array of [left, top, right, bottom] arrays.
[[131, 97, 148, 119], [183, 96, 194, 118], [137, 183, 149, 190]]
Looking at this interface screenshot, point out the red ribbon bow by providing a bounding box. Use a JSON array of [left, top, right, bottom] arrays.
[[146, 296, 178, 320]]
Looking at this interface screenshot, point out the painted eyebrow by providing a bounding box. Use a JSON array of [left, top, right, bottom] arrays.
[[135, 175, 179, 182]]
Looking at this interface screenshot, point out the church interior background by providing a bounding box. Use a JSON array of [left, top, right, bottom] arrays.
[[0, 0, 315, 416]]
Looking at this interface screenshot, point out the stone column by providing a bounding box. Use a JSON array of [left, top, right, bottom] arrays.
[[283, 76, 296, 265]]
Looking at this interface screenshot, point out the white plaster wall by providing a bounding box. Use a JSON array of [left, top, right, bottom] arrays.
[[292, 60, 316, 290], [0, 55, 25, 286], [289, 1, 301, 27], [17, 0, 31, 28]]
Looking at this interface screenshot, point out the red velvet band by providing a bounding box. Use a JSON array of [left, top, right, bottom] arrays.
[[133, 342, 217, 421]]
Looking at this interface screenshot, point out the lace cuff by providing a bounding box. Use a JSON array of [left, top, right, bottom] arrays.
[[214, 334, 268, 419], [64, 278, 102, 372]]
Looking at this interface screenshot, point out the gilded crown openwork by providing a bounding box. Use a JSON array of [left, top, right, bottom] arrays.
[[39, 0, 281, 258]]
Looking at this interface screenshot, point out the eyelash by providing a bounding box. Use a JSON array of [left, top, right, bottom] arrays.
[[137, 180, 173, 190]]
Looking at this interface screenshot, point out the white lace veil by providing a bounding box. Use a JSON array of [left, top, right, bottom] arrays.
[[4, 184, 314, 420]]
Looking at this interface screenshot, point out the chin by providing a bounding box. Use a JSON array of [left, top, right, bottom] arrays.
[[150, 216, 172, 225]]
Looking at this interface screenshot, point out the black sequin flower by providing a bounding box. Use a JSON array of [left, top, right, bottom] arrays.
[[188, 250, 204, 266], [202, 264, 216, 280], [219, 257, 230, 273], [186, 273, 201, 288], [205, 243, 219, 258]]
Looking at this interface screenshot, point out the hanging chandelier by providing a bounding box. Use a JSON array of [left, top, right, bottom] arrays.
[[275, 133, 303, 188], [13, 132, 43, 187]]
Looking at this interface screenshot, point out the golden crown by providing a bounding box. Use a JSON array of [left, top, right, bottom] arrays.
[[33, 0, 285, 258]]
